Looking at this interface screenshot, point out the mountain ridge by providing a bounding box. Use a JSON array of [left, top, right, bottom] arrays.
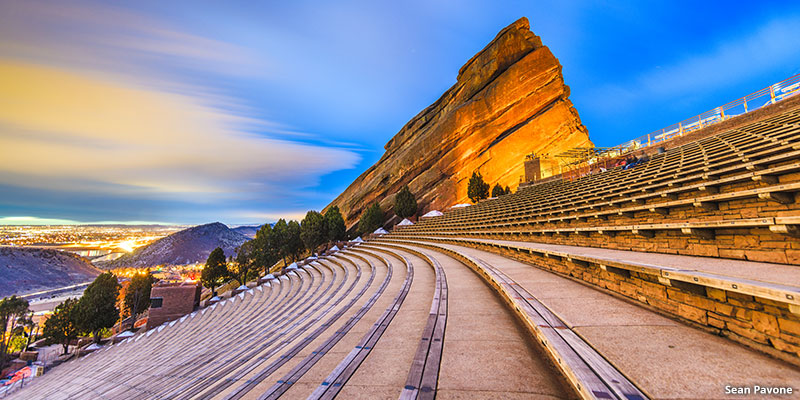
[[0, 247, 101, 297], [99, 222, 248, 269]]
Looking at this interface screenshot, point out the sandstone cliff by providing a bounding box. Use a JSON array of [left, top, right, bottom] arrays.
[[327, 17, 592, 227]]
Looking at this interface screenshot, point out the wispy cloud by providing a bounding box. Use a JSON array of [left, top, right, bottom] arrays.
[[0, 1, 366, 224], [0, 1, 264, 79], [0, 61, 360, 202], [0, 216, 171, 226]]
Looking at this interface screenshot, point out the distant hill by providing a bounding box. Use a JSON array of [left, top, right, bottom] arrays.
[[99, 222, 248, 269], [232, 225, 261, 239], [0, 247, 102, 297]]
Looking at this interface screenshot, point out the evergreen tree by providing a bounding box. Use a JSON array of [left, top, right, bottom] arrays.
[[272, 219, 290, 266], [300, 211, 326, 255], [324, 206, 346, 246], [504, 185, 511, 195], [123, 271, 154, 323], [467, 171, 490, 203], [76, 272, 120, 343], [359, 203, 384, 234], [253, 224, 279, 275], [491, 183, 505, 198], [287, 220, 304, 261], [42, 298, 79, 355], [394, 186, 417, 219], [0, 296, 29, 359], [201, 247, 228, 297], [230, 243, 259, 287]]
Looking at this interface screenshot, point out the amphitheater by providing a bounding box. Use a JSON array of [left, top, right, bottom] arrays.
[[8, 90, 800, 399]]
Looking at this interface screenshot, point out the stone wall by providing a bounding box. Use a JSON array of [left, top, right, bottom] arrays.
[[405, 237, 800, 366]]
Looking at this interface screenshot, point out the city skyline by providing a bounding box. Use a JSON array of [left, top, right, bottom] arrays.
[[2, 0, 800, 225]]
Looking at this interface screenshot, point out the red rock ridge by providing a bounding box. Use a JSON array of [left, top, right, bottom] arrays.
[[327, 17, 593, 227]]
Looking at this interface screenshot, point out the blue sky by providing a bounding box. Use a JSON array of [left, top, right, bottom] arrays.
[[1, 0, 799, 225]]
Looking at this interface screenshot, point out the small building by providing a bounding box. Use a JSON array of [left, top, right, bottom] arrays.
[[146, 282, 201, 330]]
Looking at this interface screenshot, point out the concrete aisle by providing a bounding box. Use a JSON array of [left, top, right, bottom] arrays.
[[432, 241, 800, 399], [274, 250, 399, 399], [334, 245, 436, 399], [399, 243, 576, 399]]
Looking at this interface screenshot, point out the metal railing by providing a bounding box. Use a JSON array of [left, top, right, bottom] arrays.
[[619, 72, 800, 152], [531, 72, 800, 182]]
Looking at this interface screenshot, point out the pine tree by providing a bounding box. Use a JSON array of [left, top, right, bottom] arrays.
[[359, 203, 384, 234], [394, 186, 417, 219], [201, 247, 228, 297], [253, 224, 279, 275], [467, 171, 490, 203], [301, 211, 326, 255], [42, 298, 79, 355], [491, 183, 505, 198], [272, 219, 290, 266], [324, 206, 347, 246], [123, 271, 154, 323], [230, 242, 259, 287], [76, 272, 120, 343], [287, 220, 303, 261]]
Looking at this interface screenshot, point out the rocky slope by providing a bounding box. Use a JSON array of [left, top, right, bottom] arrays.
[[0, 247, 101, 297], [100, 222, 248, 269], [326, 17, 592, 227]]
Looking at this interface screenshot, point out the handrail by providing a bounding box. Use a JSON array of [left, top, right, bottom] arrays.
[[619, 72, 800, 152], [531, 72, 800, 182]]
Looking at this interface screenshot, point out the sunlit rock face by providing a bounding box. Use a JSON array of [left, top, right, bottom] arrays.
[[328, 17, 592, 227]]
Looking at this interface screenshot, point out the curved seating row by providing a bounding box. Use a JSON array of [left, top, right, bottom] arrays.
[[399, 110, 800, 262]]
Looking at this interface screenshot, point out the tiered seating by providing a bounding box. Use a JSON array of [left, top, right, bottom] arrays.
[[373, 238, 800, 399], [11, 97, 800, 400], [9, 248, 412, 399], [390, 107, 800, 371], [400, 109, 800, 263]]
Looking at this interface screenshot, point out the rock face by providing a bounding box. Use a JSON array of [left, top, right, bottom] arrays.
[[326, 17, 592, 227], [0, 247, 101, 297], [100, 222, 248, 269]]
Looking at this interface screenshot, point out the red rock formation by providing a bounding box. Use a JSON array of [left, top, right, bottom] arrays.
[[327, 17, 593, 228]]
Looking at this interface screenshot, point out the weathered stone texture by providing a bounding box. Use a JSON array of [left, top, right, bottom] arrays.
[[326, 17, 592, 227]]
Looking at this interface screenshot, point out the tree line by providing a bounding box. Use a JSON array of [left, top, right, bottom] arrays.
[[468, 171, 512, 203], [28, 270, 154, 355], [200, 186, 422, 296], [201, 206, 348, 297]]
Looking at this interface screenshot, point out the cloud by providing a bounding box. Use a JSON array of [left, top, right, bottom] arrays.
[[0, 1, 264, 79], [0, 60, 360, 204], [0, 216, 171, 226]]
